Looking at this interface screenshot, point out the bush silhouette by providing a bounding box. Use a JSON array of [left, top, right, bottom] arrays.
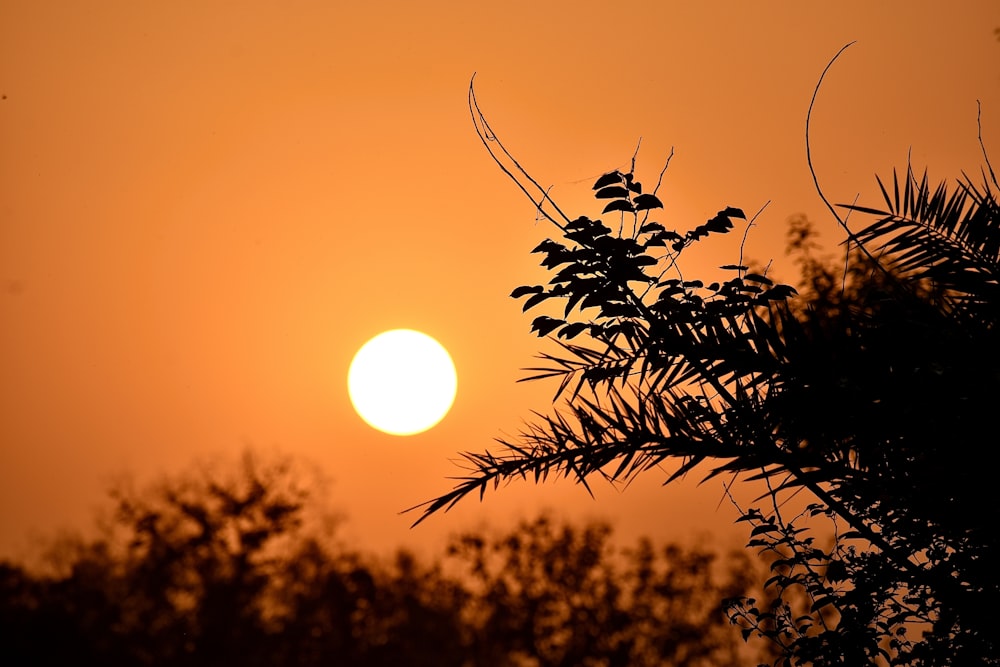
[[0, 451, 773, 665]]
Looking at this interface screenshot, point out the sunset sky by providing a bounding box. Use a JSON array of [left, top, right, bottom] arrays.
[[2, 1, 999, 561]]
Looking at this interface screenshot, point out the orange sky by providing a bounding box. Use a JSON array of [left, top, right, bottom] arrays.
[[2, 1, 999, 561]]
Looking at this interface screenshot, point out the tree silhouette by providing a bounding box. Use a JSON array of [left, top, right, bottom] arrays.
[[409, 68, 1000, 664], [0, 452, 468, 666], [0, 451, 771, 665], [446, 514, 774, 666]]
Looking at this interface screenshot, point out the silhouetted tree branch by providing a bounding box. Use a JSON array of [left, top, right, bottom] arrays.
[[411, 57, 1000, 665]]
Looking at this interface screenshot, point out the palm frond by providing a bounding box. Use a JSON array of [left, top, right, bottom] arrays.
[[841, 167, 1000, 326]]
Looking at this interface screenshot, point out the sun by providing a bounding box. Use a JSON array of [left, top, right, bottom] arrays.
[[348, 329, 458, 436]]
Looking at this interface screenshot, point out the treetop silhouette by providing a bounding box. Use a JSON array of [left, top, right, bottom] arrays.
[[0, 451, 772, 666]]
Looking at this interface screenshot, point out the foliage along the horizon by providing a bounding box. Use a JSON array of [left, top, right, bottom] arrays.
[[408, 74, 1000, 665], [0, 452, 774, 666]]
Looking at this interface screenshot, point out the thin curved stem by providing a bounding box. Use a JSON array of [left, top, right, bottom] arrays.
[[468, 75, 572, 229]]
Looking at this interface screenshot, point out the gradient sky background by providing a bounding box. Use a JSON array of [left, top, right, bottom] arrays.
[[2, 1, 999, 561]]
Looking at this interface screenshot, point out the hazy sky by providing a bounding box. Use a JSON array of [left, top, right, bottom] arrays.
[[2, 1, 998, 560]]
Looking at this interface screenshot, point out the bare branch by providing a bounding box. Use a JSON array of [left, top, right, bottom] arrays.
[[978, 99, 998, 190], [468, 75, 572, 229]]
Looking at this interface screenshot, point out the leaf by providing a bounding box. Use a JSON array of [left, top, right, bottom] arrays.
[[743, 273, 773, 286], [646, 230, 681, 248], [633, 193, 663, 210], [550, 263, 587, 284], [722, 206, 746, 219], [522, 292, 550, 311], [530, 315, 564, 337], [639, 222, 665, 234], [581, 291, 611, 312], [600, 301, 640, 318], [531, 239, 564, 254], [826, 560, 848, 583], [603, 199, 634, 214], [510, 285, 544, 299], [810, 596, 836, 612], [720, 264, 748, 271], [839, 204, 889, 216], [759, 284, 797, 301], [557, 322, 589, 339], [595, 186, 630, 199], [540, 249, 573, 269], [592, 171, 622, 190], [564, 231, 595, 245], [563, 289, 585, 317], [705, 211, 735, 233]]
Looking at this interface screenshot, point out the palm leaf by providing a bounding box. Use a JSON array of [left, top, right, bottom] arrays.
[[842, 167, 1000, 327]]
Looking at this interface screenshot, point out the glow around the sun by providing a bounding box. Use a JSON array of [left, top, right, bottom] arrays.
[[347, 329, 457, 436]]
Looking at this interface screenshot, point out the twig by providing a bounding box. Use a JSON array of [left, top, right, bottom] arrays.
[[738, 200, 771, 275], [978, 100, 998, 189], [841, 192, 860, 294], [806, 43, 893, 284], [468, 75, 572, 230], [806, 43, 854, 229], [630, 137, 642, 175], [651, 147, 675, 196]]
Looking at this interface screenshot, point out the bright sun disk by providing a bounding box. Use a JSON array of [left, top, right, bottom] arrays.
[[348, 329, 457, 436]]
